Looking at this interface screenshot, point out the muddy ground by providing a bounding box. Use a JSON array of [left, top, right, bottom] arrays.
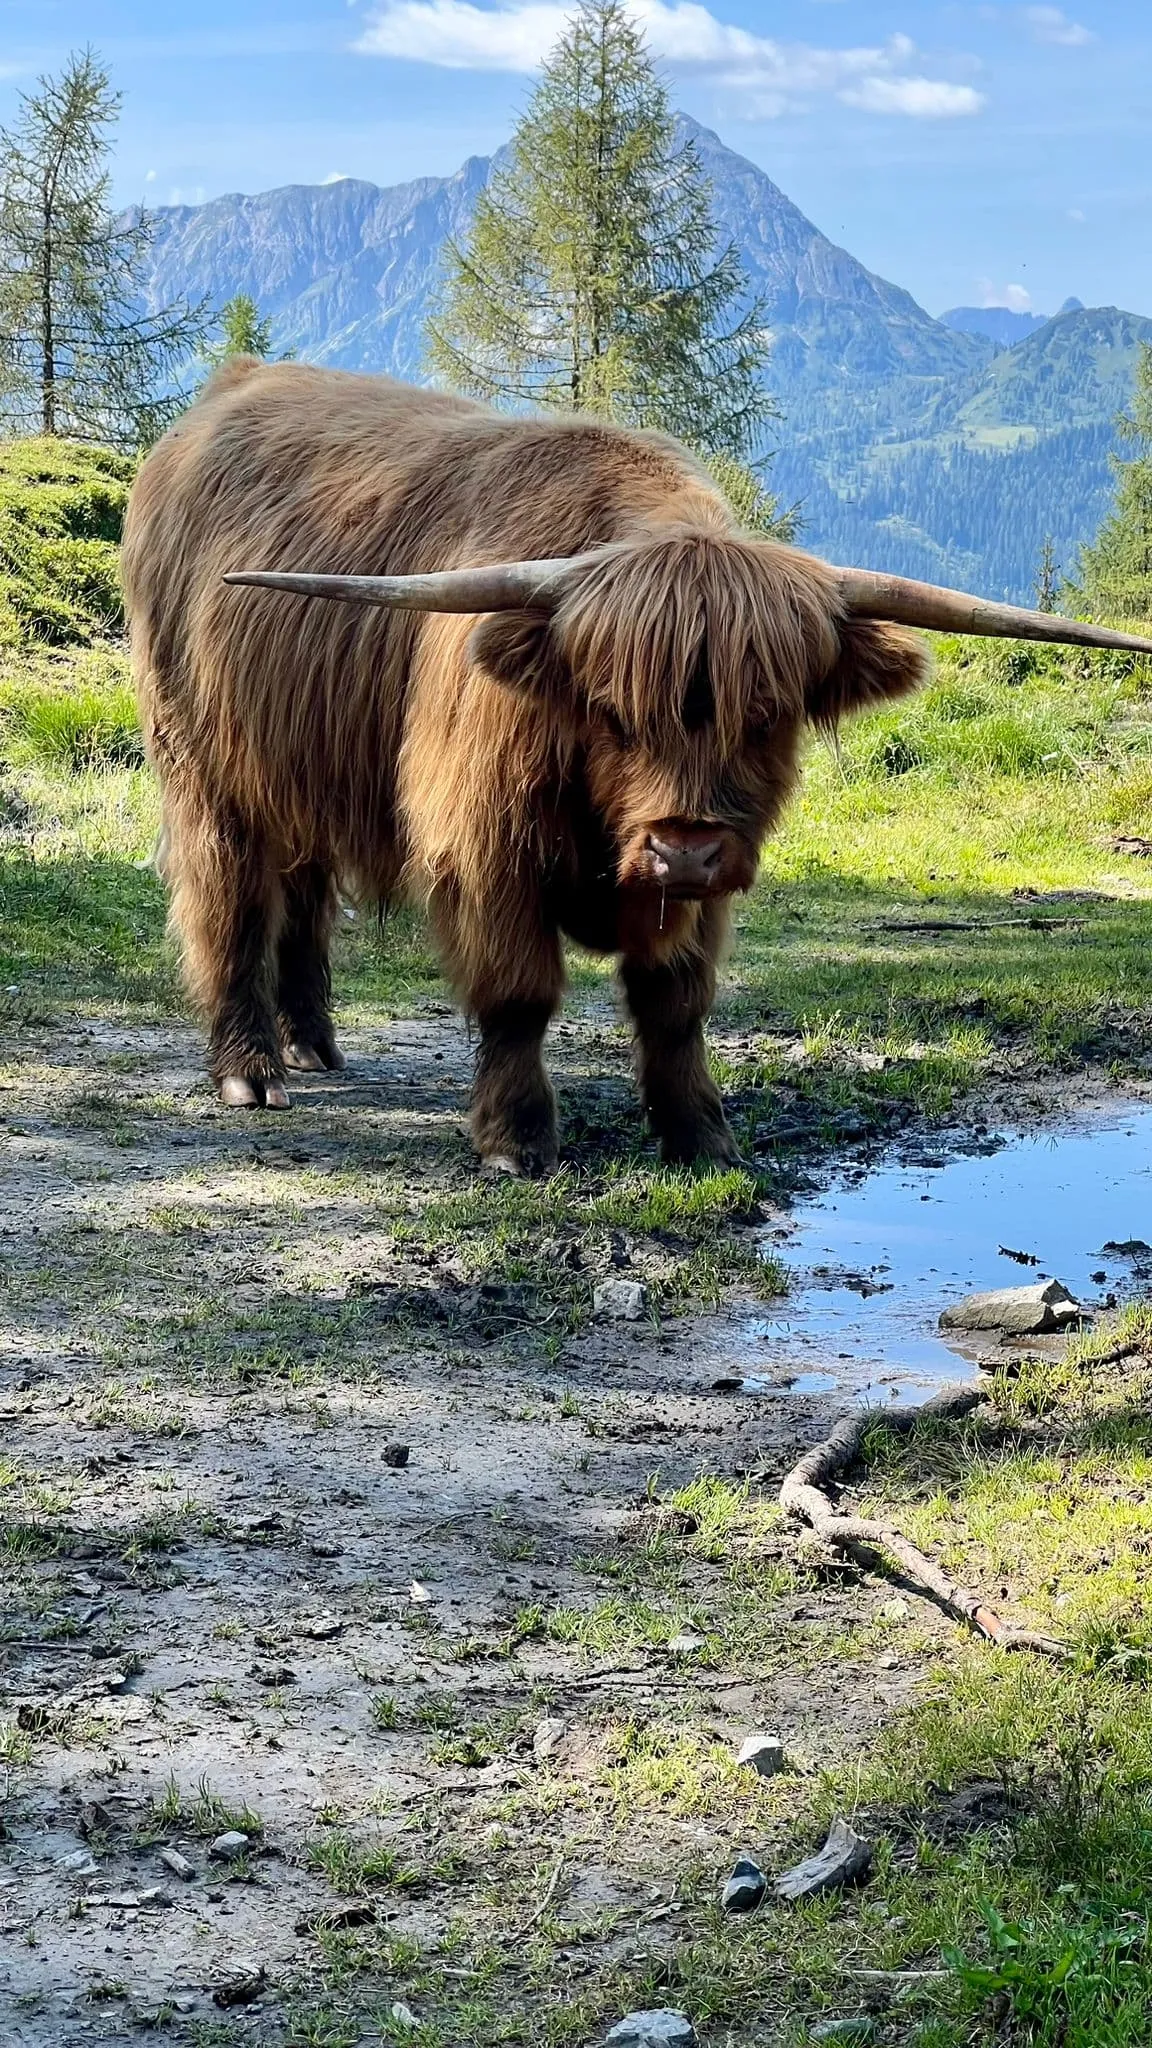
[[0, 1003, 1116, 2046]]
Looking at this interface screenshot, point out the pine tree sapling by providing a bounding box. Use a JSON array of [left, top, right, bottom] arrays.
[[428, 0, 771, 460], [1079, 345, 1152, 623], [0, 48, 210, 448], [200, 294, 278, 371]]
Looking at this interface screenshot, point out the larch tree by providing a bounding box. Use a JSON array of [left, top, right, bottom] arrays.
[[0, 49, 209, 448], [427, 0, 773, 463], [1078, 344, 1152, 622]]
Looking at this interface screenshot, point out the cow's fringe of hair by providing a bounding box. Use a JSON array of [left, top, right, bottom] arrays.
[[555, 531, 842, 758]]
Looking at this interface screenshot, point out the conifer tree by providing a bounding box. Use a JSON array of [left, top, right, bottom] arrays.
[[200, 293, 276, 369], [1078, 344, 1152, 621], [428, 0, 771, 460], [0, 49, 209, 447]]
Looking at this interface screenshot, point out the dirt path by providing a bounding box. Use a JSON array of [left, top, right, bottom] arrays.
[[0, 1009, 1038, 2045]]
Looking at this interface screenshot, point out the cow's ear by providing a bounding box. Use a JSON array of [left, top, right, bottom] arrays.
[[469, 613, 569, 701], [806, 619, 929, 728]]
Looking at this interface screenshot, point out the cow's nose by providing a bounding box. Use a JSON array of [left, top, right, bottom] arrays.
[[644, 830, 725, 893]]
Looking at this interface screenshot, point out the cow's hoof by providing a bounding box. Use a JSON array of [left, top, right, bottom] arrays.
[[659, 1126, 743, 1168], [220, 1074, 291, 1109], [284, 1039, 346, 1072], [480, 1146, 559, 1180]]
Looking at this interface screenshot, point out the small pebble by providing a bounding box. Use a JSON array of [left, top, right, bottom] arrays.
[[667, 1630, 704, 1656], [383, 1442, 410, 1468], [159, 1847, 196, 1881], [209, 1831, 252, 1862], [390, 2004, 420, 2030], [721, 1855, 767, 1914], [737, 1734, 786, 1777], [593, 1278, 646, 1320], [532, 1716, 567, 1762]]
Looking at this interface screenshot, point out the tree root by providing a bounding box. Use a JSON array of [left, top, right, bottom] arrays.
[[778, 1386, 1068, 1659]]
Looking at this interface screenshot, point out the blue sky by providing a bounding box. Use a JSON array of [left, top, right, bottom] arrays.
[[0, 2, 1146, 318]]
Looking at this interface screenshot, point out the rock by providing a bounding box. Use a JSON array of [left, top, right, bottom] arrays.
[[212, 1965, 267, 2008], [383, 1442, 410, 1467], [775, 1817, 872, 1902], [810, 2023, 877, 2044], [249, 1662, 296, 1687], [410, 1580, 431, 1603], [302, 1613, 343, 1638], [721, 1855, 767, 1914], [209, 1831, 252, 1862], [667, 1630, 705, 1656], [593, 1278, 647, 1321], [1101, 1239, 1152, 1257], [295, 1903, 376, 1933], [604, 2013, 696, 2048], [390, 2003, 420, 2029], [59, 1849, 98, 1876], [940, 1278, 1080, 1337], [159, 1847, 196, 1882], [532, 1716, 568, 1762], [737, 1735, 786, 1778]]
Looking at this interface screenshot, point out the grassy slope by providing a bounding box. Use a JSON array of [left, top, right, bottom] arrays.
[[5, 622, 1152, 2041]]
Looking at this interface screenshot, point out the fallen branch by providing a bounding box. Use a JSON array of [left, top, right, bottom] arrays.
[[778, 1387, 1068, 1659], [866, 915, 1083, 936]]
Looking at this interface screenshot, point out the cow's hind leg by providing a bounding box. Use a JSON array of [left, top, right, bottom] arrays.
[[277, 862, 345, 1073], [620, 903, 741, 1166], [169, 800, 289, 1109]]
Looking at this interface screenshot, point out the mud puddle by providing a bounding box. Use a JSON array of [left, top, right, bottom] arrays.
[[738, 1101, 1152, 1404]]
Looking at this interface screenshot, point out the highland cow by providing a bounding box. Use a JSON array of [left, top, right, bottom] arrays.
[[122, 361, 1152, 1174]]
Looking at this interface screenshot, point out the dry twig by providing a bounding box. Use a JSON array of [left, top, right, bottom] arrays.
[[778, 1386, 1068, 1658]]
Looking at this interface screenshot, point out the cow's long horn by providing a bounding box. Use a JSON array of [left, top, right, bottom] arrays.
[[836, 567, 1152, 656], [222, 554, 598, 613]]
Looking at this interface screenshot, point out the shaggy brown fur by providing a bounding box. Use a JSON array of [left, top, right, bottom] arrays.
[[123, 360, 927, 1169]]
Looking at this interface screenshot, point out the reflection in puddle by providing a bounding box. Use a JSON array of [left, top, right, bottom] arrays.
[[738, 1102, 1152, 1405]]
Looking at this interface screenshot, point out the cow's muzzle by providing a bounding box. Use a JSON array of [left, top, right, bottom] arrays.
[[629, 822, 754, 898]]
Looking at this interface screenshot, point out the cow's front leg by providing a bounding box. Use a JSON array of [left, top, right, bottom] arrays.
[[471, 1000, 559, 1177], [620, 904, 740, 1166]]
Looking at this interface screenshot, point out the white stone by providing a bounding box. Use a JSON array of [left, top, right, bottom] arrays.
[[593, 1279, 646, 1320], [939, 1279, 1079, 1337], [737, 1734, 787, 1777]]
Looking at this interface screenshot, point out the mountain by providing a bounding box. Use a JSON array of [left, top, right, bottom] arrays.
[[136, 126, 1144, 601], [940, 306, 1050, 347], [940, 297, 1087, 350]]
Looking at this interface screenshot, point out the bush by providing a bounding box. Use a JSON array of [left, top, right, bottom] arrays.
[[0, 436, 134, 648]]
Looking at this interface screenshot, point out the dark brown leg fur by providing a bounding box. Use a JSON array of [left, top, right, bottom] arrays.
[[619, 904, 740, 1166], [277, 862, 345, 1072], [472, 1000, 558, 1177]]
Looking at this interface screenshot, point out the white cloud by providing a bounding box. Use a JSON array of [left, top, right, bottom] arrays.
[[355, 2, 986, 118], [1026, 7, 1094, 47], [1067, 206, 1086, 223], [322, 170, 353, 182], [978, 279, 1033, 311], [840, 76, 984, 118], [145, 168, 157, 182]]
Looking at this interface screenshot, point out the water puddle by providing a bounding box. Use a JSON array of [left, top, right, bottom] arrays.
[[734, 1100, 1152, 1405]]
